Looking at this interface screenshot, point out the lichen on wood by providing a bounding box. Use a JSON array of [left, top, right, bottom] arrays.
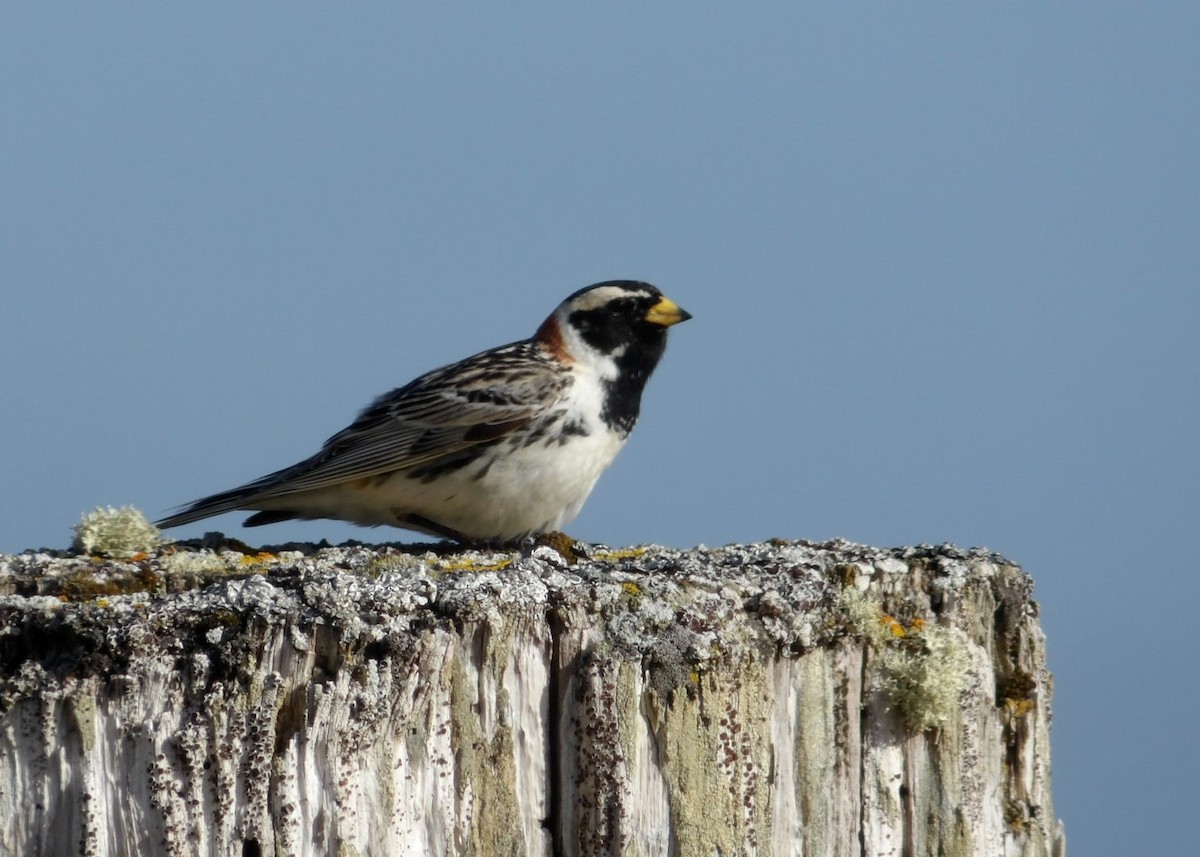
[[0, 538, 1063, 856]]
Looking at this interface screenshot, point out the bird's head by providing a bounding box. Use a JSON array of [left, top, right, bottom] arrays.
[[538, 280, 691, 375]]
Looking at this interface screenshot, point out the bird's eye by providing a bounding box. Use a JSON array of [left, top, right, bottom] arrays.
[[609, 298, 638, 318]]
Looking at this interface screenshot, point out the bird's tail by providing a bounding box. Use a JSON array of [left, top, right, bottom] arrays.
[[155, 484, 271, 529]]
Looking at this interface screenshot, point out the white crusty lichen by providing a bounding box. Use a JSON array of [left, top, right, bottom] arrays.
[[0, 540, 1059, 856], [72, 505, 164, 558], [879, 624, 974, 732]]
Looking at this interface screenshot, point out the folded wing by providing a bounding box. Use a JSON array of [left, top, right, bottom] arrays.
[[156, 342, 567, 527]]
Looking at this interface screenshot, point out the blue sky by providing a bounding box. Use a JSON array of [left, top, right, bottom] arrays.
[[3, 5, 1197, 854]]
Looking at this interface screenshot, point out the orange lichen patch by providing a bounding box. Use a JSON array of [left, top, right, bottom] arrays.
[[879, 613, 907, 638], [1003, 697, 1035, 719], [239, 551, 276, 567]]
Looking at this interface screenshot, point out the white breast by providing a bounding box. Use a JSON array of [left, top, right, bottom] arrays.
[[308, 368, 628, 541]]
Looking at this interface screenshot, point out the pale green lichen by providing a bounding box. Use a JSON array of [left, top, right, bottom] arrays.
[[837, 586, 895, 648], [879, 624, 973, 732], [72, 506, 164, 558], [839, 586, 973, 733], [161, 551, 230, 575], [66, 694, 97, 753], [652, 658, 771, 855], [363, 553, 426, 577]]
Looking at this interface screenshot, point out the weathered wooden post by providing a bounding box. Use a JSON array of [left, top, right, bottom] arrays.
[[0, 535, 1063, 856]]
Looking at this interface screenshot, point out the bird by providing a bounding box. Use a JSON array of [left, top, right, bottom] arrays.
[[156, 280, 691, 544]]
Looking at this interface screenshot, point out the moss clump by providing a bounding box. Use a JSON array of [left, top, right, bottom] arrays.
[[72, 506, 164, 558], [996, 668, 1036, 705], [533, 530, 580, 564], [997, 668, 1037, 721]]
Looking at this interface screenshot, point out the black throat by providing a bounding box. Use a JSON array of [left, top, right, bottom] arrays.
[[599, 330, 668, 435]]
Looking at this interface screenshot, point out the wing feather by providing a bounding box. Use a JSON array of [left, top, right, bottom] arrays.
[[215, 342, 566, 500]]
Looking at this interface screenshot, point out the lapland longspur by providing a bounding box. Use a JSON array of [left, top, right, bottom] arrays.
[[157, 281, 691, 543]]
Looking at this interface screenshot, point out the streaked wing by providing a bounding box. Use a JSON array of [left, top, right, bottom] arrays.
[[238, 341, 567, 497]]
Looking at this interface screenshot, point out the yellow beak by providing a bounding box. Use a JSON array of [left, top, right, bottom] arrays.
[[644, 296, 693, 327]]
